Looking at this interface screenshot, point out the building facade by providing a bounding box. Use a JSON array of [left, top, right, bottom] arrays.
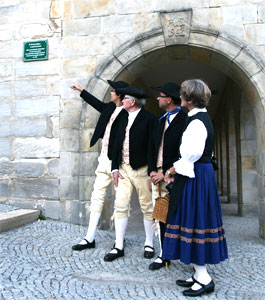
[[0, 0, 265, 237]]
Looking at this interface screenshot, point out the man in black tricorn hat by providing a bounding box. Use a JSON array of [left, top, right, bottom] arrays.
[[70, 80, 129, 251], [103, 85, 157, 262], [148, 82, 187, 270]]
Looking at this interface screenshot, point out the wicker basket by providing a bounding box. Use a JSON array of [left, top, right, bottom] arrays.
[[152, 194, 169, 224]]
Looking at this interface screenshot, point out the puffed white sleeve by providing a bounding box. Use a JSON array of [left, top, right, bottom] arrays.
[[173, 119, 207, 178]]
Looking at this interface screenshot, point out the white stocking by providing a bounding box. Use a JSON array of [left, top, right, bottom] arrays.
[[79, 211, 101, 245], [110, 217, 128, 253], [144, 219, 155, 251], [192, 264, 212, 290], [153, 223, 163, 263]]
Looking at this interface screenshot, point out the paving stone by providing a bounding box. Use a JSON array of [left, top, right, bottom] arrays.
[[0, 208, 264, 299]]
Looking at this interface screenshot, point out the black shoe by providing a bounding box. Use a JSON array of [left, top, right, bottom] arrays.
[[144, 245, 155, 259], [183, 277, 215, 297], [104, 247, 124, 262], [176, 278, 194, 287], [72, 239, 95, 251], [149, 256, 171, 270]]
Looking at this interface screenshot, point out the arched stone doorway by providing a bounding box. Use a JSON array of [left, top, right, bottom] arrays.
[[79, 14, 265, 238]]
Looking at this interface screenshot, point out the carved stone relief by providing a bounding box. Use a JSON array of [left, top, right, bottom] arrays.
[[160, 10, 192, 45]]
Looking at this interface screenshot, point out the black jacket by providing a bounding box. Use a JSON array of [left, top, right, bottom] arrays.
[[148, 109, 187, 175], [111, 108, 156, 171], [80, 89, 127, 159]]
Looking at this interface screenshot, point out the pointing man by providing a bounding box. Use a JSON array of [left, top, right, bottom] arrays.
[[71, 80, 129, 251]]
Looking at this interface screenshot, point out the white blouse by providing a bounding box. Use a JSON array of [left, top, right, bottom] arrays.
[[173, 108, 208, 178]]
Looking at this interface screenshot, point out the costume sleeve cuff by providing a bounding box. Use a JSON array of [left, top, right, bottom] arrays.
[[173, 159, 195, 178], [111, 169, 119, 174]]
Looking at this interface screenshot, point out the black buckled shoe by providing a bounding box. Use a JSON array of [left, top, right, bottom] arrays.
[[72, 239, 95, 251], [176, 277, 194, 287], [183, 277, 215, 297], [104, 247, 124, 262], [148, 256, 171, 270], [144, 245, 155, 259]]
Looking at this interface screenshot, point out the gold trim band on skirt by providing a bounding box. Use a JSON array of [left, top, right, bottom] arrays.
[[164, 232, 226, 244], [166, 224, 224, 234]]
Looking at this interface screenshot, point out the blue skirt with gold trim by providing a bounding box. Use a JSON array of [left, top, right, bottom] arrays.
[[162, 163, 228, 265]]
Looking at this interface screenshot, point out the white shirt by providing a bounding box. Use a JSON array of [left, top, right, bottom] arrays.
[[157, 112, 179, 168], [127, 108, 141, 126], [101, 106, 123, 154], [173, 108, 208, 178], [122, 108, 141, 164]]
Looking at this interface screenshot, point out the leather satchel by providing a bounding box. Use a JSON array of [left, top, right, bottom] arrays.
[[152, 183, 169, 224]]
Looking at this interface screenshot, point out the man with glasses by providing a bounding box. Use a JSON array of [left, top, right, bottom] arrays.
[[148, 82, 187, 270], [70, 80, 129, 251], [103, 85, 157, 262]]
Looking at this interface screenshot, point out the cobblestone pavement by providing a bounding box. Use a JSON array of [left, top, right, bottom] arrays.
[[0, 205, 265, 300], [0, 204, 19, 214]]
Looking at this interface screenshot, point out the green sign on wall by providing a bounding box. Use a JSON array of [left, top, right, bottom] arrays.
[[23, 40, 48, 62]]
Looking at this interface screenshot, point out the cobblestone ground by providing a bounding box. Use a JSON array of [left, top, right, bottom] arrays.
[[0, 206, 265, 300], [0, 204, 19, 213]]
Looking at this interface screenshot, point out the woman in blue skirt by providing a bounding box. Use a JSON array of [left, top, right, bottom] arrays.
[[163, 79, 228, 297]]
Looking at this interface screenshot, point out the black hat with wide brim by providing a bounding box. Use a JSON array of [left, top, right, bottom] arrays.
[[115, 85, 150, 98], [107, 80, 129, 90], [151, 82, 180, 99]]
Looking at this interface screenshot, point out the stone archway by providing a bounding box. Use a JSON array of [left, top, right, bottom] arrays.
[[80, 11, 265, 238]]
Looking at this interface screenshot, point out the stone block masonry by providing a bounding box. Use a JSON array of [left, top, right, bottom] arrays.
[[0, 0, 264, 237], [0, 0, 62, 219]]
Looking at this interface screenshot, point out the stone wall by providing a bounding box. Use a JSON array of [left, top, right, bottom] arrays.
[[0, 0, 265, 235], [0, 0, 61, 217], [241, 95, 258, 215], [216, 79, 258, 215]]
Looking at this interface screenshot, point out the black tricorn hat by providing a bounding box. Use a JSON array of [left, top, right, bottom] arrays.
[[107, 80, 129, 90], [151, 82, 180, 99], [115, 85, 150, 98]]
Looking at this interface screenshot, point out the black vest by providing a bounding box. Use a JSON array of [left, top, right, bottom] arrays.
[[183, 112, 214, 163]]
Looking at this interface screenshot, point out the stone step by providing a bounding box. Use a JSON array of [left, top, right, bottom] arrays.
[[0, 209, 40, 232]]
